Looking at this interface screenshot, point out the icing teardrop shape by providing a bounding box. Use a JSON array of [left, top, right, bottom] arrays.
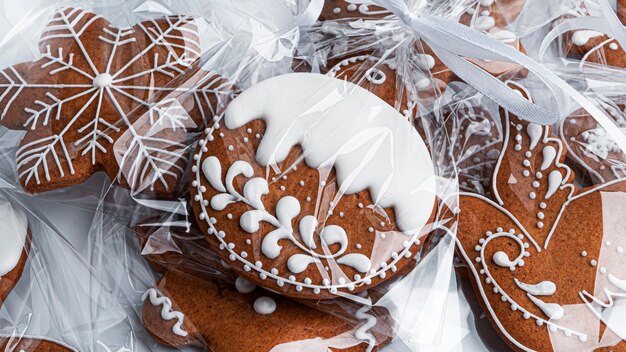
[[299, 215, 318, 249], [527, 123, 543, 150], [514, 278, 556, 296], [337, 253, 371, 273], [275, 196, 301, 229], [527, 294, 564, 320], [546, 171, 563, 199], [320, 225, 348, 256], [287, 254, 320, 274], [493, 251, 515, 267], [202, 156, 226, 192], [541, 146, 556, 171], [242, 177, 268, 210]]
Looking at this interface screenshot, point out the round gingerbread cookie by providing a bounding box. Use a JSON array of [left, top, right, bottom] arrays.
[[190, 73, 437, 299], [0, 193, 29, 305]]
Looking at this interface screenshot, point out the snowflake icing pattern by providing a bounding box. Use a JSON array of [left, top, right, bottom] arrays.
[[0, 8, 233, 196]]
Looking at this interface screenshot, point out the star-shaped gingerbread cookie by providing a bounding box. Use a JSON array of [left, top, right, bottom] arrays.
[[0, 8, 233, 197], [450, 82, 626, 351]]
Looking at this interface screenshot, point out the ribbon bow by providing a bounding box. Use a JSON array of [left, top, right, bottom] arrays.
[[371, 0, 626, 152]]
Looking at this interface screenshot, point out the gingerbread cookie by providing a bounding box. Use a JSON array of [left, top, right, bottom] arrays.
[[190, 73, 437, 299], [142, 270, 387, 352], [451, 82, 626, 351], [319, 0, 390, 21], [562, 1, 626, 68], [0, 337, 77, 352], [0, 8, 233, 197], [561, 105, 626, 184], [0, 194, 29, 305]]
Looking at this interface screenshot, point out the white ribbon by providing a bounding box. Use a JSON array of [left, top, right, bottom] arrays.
[[371, 0, 626, 152], [296, 0, 325, 26]]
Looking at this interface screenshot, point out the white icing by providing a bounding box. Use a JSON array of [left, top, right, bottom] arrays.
[[514, 278, 557, 296], [299, 215, 318, 249], [493, 251, 515, 267], [489, 29, 517, 44], [223, 73, 435, 235], [541, 146, 556, 171], [287, 254, 320, 274], [336, 253, 372, 273], [415, 54, 435, 70], [142, 288, 188, 337], [545, 171, 562, 199], [0, 196, 28, 277], [235, 276, 256, 294], [527, 123, 543, 150], [608, 274, 626, 291], [572, 30, 603, 46], [527, 294, 564, 320], [253, 296, 276, 315], [474, 15, 495, 31], [479, 0, 495, 6]]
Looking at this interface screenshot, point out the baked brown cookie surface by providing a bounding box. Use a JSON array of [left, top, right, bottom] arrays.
[[141, 270, 386, 352], [561, 107, 626, 184], [450, 83, 626, 351], [190, 73, 437, 299], [0, 337, 77, 352], [0, 194, 29, 305], [0, 8, 233, 197]]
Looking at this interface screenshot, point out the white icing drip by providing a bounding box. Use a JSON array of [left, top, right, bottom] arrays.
[[355, 305, 377, 352], [545, 171, 562, 199], [253, 296, 276, 315], [336, 253, 372, 273], [514, 278, 557, 296], [527, 123, 543, 150], [223, 73, 435, 234], [142, 288, 188, 337], [541, 146, 556, 171], [0, 196, 28, 277], [235, 276, 256, 294], [527, 294, 564, 320], [572, 30, 603, 46]]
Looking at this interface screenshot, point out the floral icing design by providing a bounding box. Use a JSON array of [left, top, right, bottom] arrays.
[[201, 156, 372, 280]]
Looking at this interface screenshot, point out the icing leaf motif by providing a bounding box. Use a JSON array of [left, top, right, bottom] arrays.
[[242, 177, 269, 210], [336, 253, 371, 273], [225, 160, 254, 198], [287, 254, 320, 274], [299, 215, 318, 249], [202, 156, 226, 192], [320, 225, 348, 257]]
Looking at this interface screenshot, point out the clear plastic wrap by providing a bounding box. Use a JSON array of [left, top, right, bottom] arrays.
[[4, 0, 626, 352]]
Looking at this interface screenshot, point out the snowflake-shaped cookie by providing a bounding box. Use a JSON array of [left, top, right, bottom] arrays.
[[0, 8, 233, 197]]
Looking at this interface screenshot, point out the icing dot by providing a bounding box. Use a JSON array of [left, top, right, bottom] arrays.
[[515, 144, 522, 151], [537, 222, 544, 229], [228, 145, 234, 151], [93, 73, 113, 88], [280, 186, 286, 191], [245, 239, 251, 245], [235, 276, 256, 294], [536, 172, 543, 179], [247, 128, 252, 133], [356, 243, 362, 249], [219, 133, 224, 138], [523, 170, 530, 177], [339, 212, 345, 217], [537, 212, 545, 220], [581, 251, 587, 257], [347, 3, 357, 11], [529, 192, 536, 199], [525, 151, 532, 158], [600, 267, 607, 274], [532, 181, 540, 188], [243, 137, 249, 143], [240, 251, 247, 258], [610, 42, 619, 50], [299, 181, 305, 186], [333, 7, 341, 13], [539, 202, 547, 209], [606, 241, 611, 246], [368, 227, 374, 233], [618, 247, 624, 253], [523, 160, 531, 167], [590, 260, 597, 267], [358, 203, 364, 208], [227, 213, 233, 219], [254, 297, 277, 315]]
